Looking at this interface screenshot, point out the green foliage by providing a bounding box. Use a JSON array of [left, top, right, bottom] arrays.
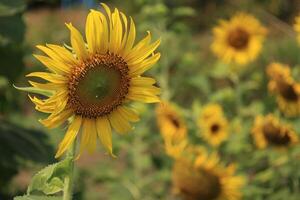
[[0, 120, 54, 197], [27, 158, 72, 195], [14, 195, 62, 200]]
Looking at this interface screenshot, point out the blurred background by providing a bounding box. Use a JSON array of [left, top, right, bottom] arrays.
[[1, 0, 300, 199]]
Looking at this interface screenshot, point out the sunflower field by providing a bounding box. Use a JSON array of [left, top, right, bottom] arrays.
[[1, 0, 300, 200]]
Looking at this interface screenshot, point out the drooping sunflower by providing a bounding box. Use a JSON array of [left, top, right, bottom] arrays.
[[172, 147, 244, 200], [267, 62, 300, 117], [294, 15, 300, 44], [156, 102, 187, 158], [211, 12, 267, 66], [24, 3, 161, 158], [251, 114, 298, 149], [198, 104, 229, 147]]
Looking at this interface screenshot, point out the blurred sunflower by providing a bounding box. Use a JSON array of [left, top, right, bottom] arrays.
[[24, 3, 161, 158], [294, 15, 300, 44], [198, 104, 229, 147], [252, 114, 298, 149], [172, 147, 244, 200], [156, 102, 187, 158], [267, 63, 300, 117], [211, 12, 267, 66]]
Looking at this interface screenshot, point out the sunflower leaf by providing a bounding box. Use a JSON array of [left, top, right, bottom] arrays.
[[14, 195, 62, 200], [13, 85, 53, 97], [27, 158, 72, 195]]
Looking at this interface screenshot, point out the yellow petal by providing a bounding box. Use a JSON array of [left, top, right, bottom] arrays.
[[127, 93, 160, 103], [120, 12, 128, 50], [96, 116, 115, 157], [122, 17, 136, 56], [98, 12, 109, 53], [46, 44, 78, 65], [117, 106, 140, 122], [36, 45, 65, 64], [86, 10, 102, 53], [26, 72, 67, 84], [130, 77, 156, 86], [29, 81, 66, 91], [66, 23, 88, 60], [129, 53, 160, 77], [126, 38, 161, 65], [55, 116, 82, 158], [34, 55, 70, 74], [79, 118, 97, 155], [40, 109, 73, 129], [110, 8, 122, 53], [108, 109, 132, 134], [130, 86, 161, 95]]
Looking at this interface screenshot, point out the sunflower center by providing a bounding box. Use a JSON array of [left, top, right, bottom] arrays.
[[263, 122, 291, 146], [228, 27, 250, 49], [173, 160, 222, 200], [210, 123, 220, 134], [277, 80, 298, 101], [68, 53, 130, 118], [168, 114, 180, 128]]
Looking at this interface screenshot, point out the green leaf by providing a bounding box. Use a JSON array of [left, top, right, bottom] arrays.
[[173, 7, 196, 17], [0, 0, 25, 17], [14, 85, 53, 97], [0, 120, 54, 186], [0, 14, 25, 44], [27, 158, 72, 195], [14, 195, 62, 200]]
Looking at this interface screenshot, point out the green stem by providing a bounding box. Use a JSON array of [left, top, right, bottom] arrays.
[[231, 73, 242, 114], [63, 142, 76, 200]]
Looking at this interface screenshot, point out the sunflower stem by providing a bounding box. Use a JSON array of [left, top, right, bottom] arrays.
[[231, 73, 242, 114], [63, 142, 76, 200]]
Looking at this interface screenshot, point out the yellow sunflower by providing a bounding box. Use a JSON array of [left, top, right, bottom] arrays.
[[211, 12, 267, 66], [251, 114, 298, 149], [198, 104, 229, 147], [23, 3, 161, 158], [294, 15, 300, 44], [172, 147, 244, 200], [267, 62, 300, 117], [156, 102, 187, 158]]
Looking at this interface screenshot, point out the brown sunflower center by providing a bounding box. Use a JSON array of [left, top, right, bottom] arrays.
[[277, 80, 298, 101], [173, 160, 222, 200], [68, 53, 130, 118], [210, 123, 220, 134], [168, 114, 180, 128], [262, 121, 291, 146], [227, 27, 250, 49]]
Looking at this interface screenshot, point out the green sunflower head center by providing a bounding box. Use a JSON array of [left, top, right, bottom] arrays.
[[277, 80, 298, 101], [77, 66, 121, 103], [263, 121, 291, 146], [173, 160, 222, 200], [228, 27, 250, 50], [68, 53, 130, 118]]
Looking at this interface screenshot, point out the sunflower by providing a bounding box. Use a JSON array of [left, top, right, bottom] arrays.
[[251, 114, 298, 149], [211, 12, 267, 66], [24, 3, 161, 158], [172, 147, 244, 200], [156, 102, 187, 158], [267, 63, 300, 117], [294, 15, 300, 44], [198, 104, 229, 147]]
